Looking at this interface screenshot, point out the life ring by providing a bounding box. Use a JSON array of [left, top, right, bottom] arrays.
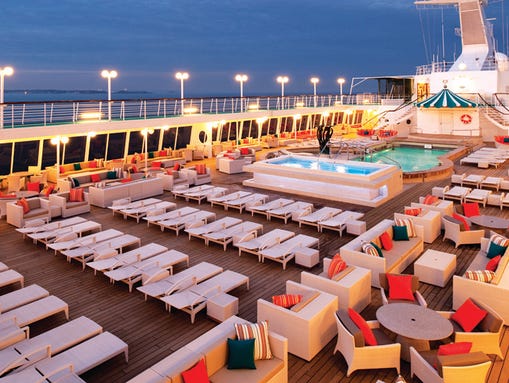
[[460, 114, 472, 124]]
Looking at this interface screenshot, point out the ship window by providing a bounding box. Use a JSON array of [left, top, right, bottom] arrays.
[[13, 141, 39, 173], [128, 131, 144, 154], [298, 115, 308, 131], [107, 132, 126, 160], [268, 118, 278, 135], [162, 127, 177, 150], [147, 130, 159, 152], [62, 136, 85, 164], [0, 143, 12, 175], [175, 126, 191, 149], [42, 139, 57, 169], [241, 120, 251, 139], [88, 133, 107, 161], [354, 111, 364, 124], [229, 122, 238, 141], [260, 119, 269, 136], [198, 131, 207, 144]]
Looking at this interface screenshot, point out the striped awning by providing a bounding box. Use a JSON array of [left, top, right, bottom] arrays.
[[415, 87, 478, 108]]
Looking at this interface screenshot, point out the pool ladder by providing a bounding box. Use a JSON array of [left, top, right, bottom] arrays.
[[371, 154, 402, 169]]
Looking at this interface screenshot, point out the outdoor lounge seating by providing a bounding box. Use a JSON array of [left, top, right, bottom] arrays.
[[444, 186, 471, 203], [257, 280, 338, 361], [143, 206, 199, 227], [119, 200, 176, 223], [156, 210, 216, 235], [185, 217, 242, 242], [48, 191, 90, 218], [464, 188, 491, 207], [183, 186, 227, 204], [209, 191, 252, 209], [334, 309, 401, 377], [409, 347, 491, 383], [6, 198, 52, 228], [259, 234, 319, 269], [442, 216, 484, 248], [16, 216, 86, 237], [235, 228, 295, 258], [0, 270, 24, 290], [410, 197, 454, 219], [109, 197, 161, 217], [0, 295, 69, 327], [246, 198, 294, 218], [266, 201, 314, 224], [28, 220, 102, 248], [480, 176, 503, 191], [394, 209, 441, 243], [202, 221, 264, 251], [221, 193, 269, 213], [0, 284, 49, 314], [318, 211, 365, 236], [47, 228, 124, 255], [171, 184, 214, 200], [379, 273, 427, 307], [461, 174, 486, 188], [294, 207, 342, 229]]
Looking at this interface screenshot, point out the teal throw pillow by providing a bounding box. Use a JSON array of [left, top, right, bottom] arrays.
[[70, 178, 80, 187], [148, 151, 154, 159], [73, 163, 82, 171], [392, 225, 409, 241], [487, 242, 506, 259], [370, 241, 383, 257], [227, 338, 256, 370], [107, 171, 117, 179]]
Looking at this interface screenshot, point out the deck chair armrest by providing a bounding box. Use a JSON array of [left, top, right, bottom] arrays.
[[191, 285, 221, 307], [9, 344, 52, 374], [415, 291, 427, 307], [36, 363, 76, 383], [164, 276, 197, 295]]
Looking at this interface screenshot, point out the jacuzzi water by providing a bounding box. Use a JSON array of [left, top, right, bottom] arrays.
[[359, 146, 450, 172], [269, 156, 378, 175]]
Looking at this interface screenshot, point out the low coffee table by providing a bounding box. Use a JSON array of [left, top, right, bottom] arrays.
[[414, 249, 456, 287], [470, 215, 509, 233], [376, 303, 453, 361]]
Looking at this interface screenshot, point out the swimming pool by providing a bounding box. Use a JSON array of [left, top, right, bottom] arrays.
[[359, 146, 450, 172], [270, 156, 378, 175]]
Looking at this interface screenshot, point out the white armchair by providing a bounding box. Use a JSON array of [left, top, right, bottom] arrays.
[[49, 192, 90, 218], [442, 216, 484, 248], [395, 209, 441, 243], [6, 197, 51, 228], [257, 280, 338, 361]]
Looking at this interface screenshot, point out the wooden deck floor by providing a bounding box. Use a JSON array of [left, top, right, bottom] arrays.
[[1, 148, 508, 383]]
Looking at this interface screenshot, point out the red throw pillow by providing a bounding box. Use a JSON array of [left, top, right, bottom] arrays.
[[404, 207, 421, 216], [452, 213, 470, 231], [462, 202, 480, 218], [437, 342, 472, 356], [159, 150, 167, 157], [166, 168, 173, 175], [26, 182, 40, 192], [386, 274, 415, 302], [272, 294, 302, 308], [451, 298, 488, 332], [16, 198, 30, 214], [379, 231, 393, 250], [69, 188, 84, 202], [423, 194, 438, 205], [121, 178, 132, 183], [240, 147, 249, 155], [181, 358, 209, 383], [173, 163, 181, 171], [486, 255, 502, 272], [131, 165, 138, 174], [41, 185, 54, 197], [90, 174, 101, 183], [59, 165, 65, 174], [327, 253, 347, 279], [88, 161, 98, 168], [348, 308, 377, 346], [151, 161, 162, 168]]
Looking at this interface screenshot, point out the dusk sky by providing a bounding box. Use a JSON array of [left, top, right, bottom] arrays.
[[2, 0, 508, 97]]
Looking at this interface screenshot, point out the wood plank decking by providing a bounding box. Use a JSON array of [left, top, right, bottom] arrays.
[[0, 148, 508, 383]]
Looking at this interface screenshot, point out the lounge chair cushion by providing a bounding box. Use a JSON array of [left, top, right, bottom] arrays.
[[451, 298, 488, 332], [464, 270, 495, 283], [271, 294, 302, 308], [181, 358, 209, 383], [235, 321, 272, 360], [461, 202, 480, 217], [392, 225, 409, 241], [348, 308, 377, 346], [386, 274, 415, 302], [227, 338, 256, 370], [394, 218, 416, 237], [327, 254, 347, 279], [438, 342, 472, 356], [487, 233, 509, 258], [362, 241, 382, 257]]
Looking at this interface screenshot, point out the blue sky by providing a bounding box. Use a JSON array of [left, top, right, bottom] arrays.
[[1, 0, 508, 96]]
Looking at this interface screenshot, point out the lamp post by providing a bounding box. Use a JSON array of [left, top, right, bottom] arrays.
[[235, 74, 248, 112], [101, 69, 118, 121], [0, 66, 14, 129], [337, 77, 345, 104], [310, 77, 319, 107], [175, 72, 189, 100], [141, 128, 154, 177], [50, 136, 68, 179], [277, 76, 289, 97]]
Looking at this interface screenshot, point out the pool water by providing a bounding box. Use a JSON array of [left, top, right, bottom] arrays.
[[270, 157, 378, 175], [359, 146, 450, 172]]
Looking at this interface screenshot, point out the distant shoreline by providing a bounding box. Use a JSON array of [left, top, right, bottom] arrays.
[[5, 89, 152, 94]]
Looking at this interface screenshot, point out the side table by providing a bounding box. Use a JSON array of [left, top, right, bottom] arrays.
[[207, 293, 239, 322], [414, 249, 456, 287], [295, 247, 320, 268]]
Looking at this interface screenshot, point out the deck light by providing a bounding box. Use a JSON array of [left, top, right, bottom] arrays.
[[101, 69, 118, 121], [337, 78, 345, 104], [0, 66, 14, 129], [310, 77, 319, 107], [235, 74, 248, 112], [277, 76, 289, 97], [175, 72, 189, 100]]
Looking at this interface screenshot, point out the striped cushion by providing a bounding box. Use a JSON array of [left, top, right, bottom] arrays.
[[464, 270, 495, 283], [423, 194, 439, 205], [490, 233, 509, 248], [362, 242, 380, 257], [272, 294, 302, 308], [69, 188, 84, 202], [327, 253, 347, 279], [394, 218, 416, 238], [235, 321, 272, 360], [404, 208, 421, 216]]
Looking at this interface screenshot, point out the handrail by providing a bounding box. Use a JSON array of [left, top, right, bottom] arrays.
[[371, 154, 402, 168]]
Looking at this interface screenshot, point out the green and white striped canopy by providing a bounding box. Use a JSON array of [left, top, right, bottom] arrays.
[[416, 87, 477, 108]]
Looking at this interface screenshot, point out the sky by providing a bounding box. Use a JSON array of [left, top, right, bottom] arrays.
[[1, 0, 508, 97]]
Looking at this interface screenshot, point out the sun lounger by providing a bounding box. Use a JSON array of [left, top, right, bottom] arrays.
[[444, 186, 471, 203], [63, 234, 141, 269], [143, 206, 199, 227], [0, 318, 29, 351], [245, 198, 294, 218], [0, 271, 23, 290], [294, 206, 342, 228], [28, 220, 103, 248], [461, 174, 485, 188], [47, 228, 123, 255], [259, 234, 319, 269], [108, 197, 161, 217], [317, 210, 365, 236], [137, 261, 223, 301], [0, 363, 85, 382], [0, 316, 102, 376], [266, 201, 314, 224], [172, 184, 214, 200], [86, 243, 168, 275], [160, 270, 249, 323], [480, 176, 503, 191], [104, 250, 190, 292], [209, 191, 252, 208], [16, 217, 87, 238], [222, 193, 269, 213], [202, 221, 264, 251], [184, 186, 228, 204], [235, 228, 295, 257], [185, 217, 242, 242], [120, 201, 177, 223], [459, 156, 505, 168], [0, 296, 69, 327], [464, 188, 491, 207], [156, 210, 216, 235], [0, 285, 49, 314]]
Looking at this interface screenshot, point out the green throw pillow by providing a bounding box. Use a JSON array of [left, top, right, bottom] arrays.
[[227, 338, 256, 370], [107, 171, 117, 180], [487, 242, 506, 259], [73, 163, 82, 171], [392, 225, 409, 241], [148, 151, 154, 159]]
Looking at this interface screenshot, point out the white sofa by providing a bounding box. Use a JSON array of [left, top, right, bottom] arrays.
[[88, 177, 164, 208], [340, 219, 424, 288], [257, 280, 338, 361], [410, 197, 454, 222], [126, 316, 288, 383], [394, 209, 441, 243], [453, 237, 509, 324], [156, 171, 191, 191], [300, 258, 371, 312], [218, 157, 249, 174]]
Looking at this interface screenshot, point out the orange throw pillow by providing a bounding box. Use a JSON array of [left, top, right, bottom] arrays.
[[16, 198, 30, 214], [327, 253, 347, 279], [348, 308, 377, 346], [272, 294, 302, 308], [69, 188, 84, 202]]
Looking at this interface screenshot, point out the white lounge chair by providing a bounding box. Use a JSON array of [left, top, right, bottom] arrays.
[[461, 174, 485, 188], [47, 229, 124, 255], [86, 243, 168, 275], [480, 176, 503, 191], [0, 363, 85, 382], [464, 188, 492, 207], [0, 271, 23, 290], [0, 285, 49, 314], [185, 217, 242, 242], [136, 262, 223, 301], [184, 186, 228, 204], [235, 228, 295, 257], [16, 217, 87, 238], [108, 197, 161, 217], [202, 221, 264, 251], [318, 211, 365, 236], [245, 198, 294, 218], [143, 206, 199, 227], [156, 211, 216, 235], [222, 193, 269, 213], [209, 191, 252, 208], [104, 250, 190, 292], [259, 234, 319, 269], [0, 296, 69, 327], [294, 206, 342, 228], [444, 186, 471, 203], [28, 220, 103, 248], [120, 201, 176, 223], [266, 201, 313, 224], [172, 184, 214, 200]]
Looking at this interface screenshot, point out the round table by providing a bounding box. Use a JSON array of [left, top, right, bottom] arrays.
[[376, 303, 453, 361], [469, 215, 509, 231]]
